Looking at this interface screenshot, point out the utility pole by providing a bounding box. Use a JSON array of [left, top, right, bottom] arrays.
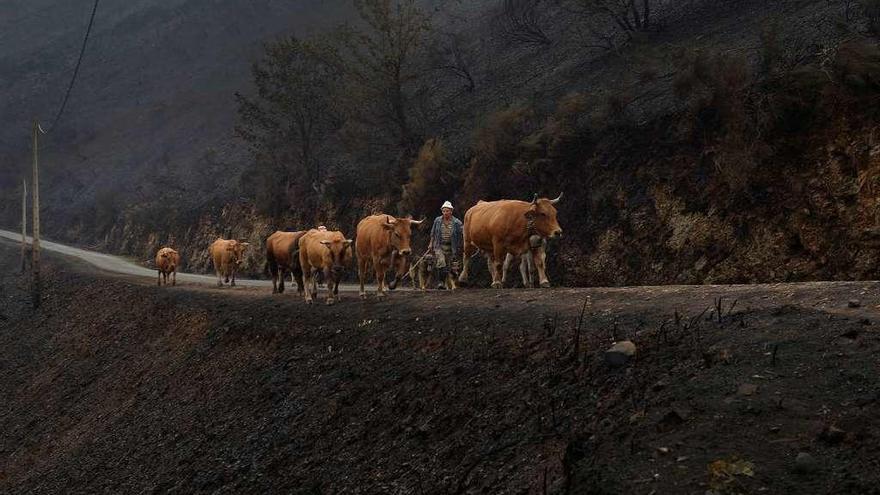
[[21, 177, 26, 273], [32, 120, 41, 309]]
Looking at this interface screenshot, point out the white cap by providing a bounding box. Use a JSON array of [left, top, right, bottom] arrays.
[[441, 200, 453, 210]]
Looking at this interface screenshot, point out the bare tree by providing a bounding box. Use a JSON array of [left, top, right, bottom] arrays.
[[432, 31, 477, 93], [497, 0, 553, 46], [565, 0, 658, 40]]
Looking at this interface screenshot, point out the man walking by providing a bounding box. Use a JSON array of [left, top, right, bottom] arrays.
[[429, 200, 463, 290]]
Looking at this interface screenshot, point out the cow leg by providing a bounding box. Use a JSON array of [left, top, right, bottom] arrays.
[[375, 261, 387, 299], [303, 267, 314, 304], [533, 248, 550, 288], [484, 252, 502, 288], [157, 270, 162, 286], [324, 267, 335, 305], [292, 264, 305, 295], [278, 268, 286, 294], [502, 253, 515, 286], [459, 242, 476, 284], [172, 270, 176, 286], [216, 268, 224, 287], [489, 246, 505, 289], [231, 267, 236, 287], [358, 257, 368, 300], [269, 260, 278, 293], [520, 255, 531, 288]]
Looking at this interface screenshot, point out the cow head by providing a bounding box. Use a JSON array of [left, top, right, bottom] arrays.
[[226, 241, 250, 266], [320, 238, 354, 277], [381, 215, 424, 256], [384, 215, 424, 289], [525, 193, 563, 239]]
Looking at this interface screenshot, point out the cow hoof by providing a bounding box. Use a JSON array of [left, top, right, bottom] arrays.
[[217, 282, 223, 288], [491, 282, 503, 289], [326, 299, 335, 306], [360, 293, 367, 300], [306, 299, 313, 305], [540, 281, 551, 288], [231, 281, 236, 287], [377, 292, 386, 300]]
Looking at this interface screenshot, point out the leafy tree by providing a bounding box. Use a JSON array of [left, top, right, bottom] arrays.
[[235, 36, 343, 215], [329, 0, 432, 162]]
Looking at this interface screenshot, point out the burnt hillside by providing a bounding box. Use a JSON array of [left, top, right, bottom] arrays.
[[2, 0, 880, 286]]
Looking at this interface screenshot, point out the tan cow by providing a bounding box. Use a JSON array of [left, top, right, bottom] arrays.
[[265, 230, 307, 294], [298, 229, 353, 305], [209, 238, 250, 287], [502, 235, 547, 287], [355, 214, 424, 299], [155, 247, 181, 286], [459, 193, 562, 288]]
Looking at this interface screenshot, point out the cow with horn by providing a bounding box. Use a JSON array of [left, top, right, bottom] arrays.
[[355, 214, 424, 299], [458, 193, 563, 288]]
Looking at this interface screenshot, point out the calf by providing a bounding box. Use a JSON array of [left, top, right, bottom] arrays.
[[209, 238, 250, 287], [155, 247, 180, 286]]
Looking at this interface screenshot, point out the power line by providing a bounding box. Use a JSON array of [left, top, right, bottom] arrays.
[[46, 0, 100, 132]]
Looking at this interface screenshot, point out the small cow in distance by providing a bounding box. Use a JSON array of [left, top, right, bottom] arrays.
[[155, 247, 180, 286], [210, 238, 250, 287]]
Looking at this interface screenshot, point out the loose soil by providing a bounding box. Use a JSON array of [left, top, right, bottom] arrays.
[[2, 241, 880, 494]]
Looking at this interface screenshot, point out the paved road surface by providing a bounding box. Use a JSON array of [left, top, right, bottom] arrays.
[[0, 229, 371, 290]]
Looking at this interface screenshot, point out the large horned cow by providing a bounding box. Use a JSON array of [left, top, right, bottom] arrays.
[[459, 193, 562, 288], [355, 214, 424, 299]]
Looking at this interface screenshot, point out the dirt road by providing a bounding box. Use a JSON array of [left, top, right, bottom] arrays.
[[3, 238, 880, 494], [0, 228, 369, 292]]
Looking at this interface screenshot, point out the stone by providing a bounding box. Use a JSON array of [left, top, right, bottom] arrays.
[[848, 299, 861, 308], [737, 383, 758, 396], [793, 452, 817, 474], [604, 340, 636, 367]]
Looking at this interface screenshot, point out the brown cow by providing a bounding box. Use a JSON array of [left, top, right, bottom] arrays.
[[155, 247, 181, 286], [265, 230, 307, 294], [459, 193, 562, 288], [209, 238, 250, 287], [355, 214, 424, 299], [298, 229, 353, 305]]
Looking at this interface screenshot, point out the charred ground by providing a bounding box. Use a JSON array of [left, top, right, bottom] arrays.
[[3, 243, 880, 494]]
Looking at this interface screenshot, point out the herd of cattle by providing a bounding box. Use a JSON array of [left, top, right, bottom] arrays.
[[154, 194, 564, 304]]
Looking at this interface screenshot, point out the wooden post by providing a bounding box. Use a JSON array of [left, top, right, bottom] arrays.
[[32, 120, 41, 309], [21, 177, 26, 273]]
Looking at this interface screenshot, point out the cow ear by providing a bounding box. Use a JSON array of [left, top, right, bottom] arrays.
[[382, 222, 395, 230], [240, 242, 250, 249]]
